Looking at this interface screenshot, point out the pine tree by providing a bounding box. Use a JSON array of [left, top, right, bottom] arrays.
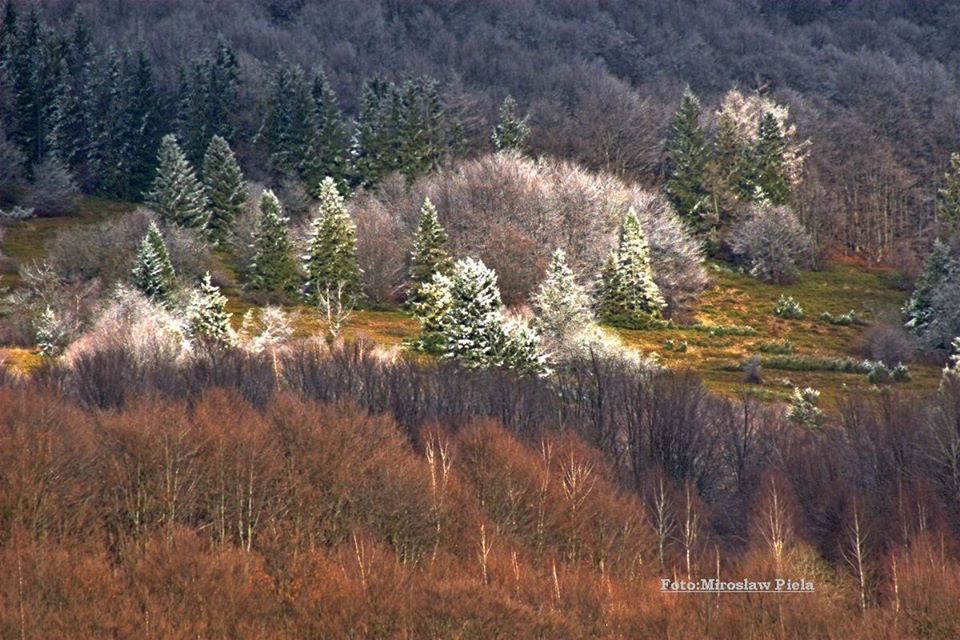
[[34, 305, 63, 358], [248, 189, 298, 296], [408, 197, 452, 305], [131, 221, 177, 305], [665, 89, 711, 227], [532, 248, 594, 346], [598, 207, 665, 326], [186, 272, 234, 347], [751, 112, 791, 205], [492, 95, 530, 152], [145, 134, 209, 229], [302, 176, 361, 304], [936, 152, 960, 233], [201, 135, 247, 244], [905, 239, 955, 333]]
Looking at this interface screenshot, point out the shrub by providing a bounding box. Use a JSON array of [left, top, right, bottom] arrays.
[[865, 361, 892, 384], [744, 355, 763, 384], [0, 205, 35, 221], [787, 387, 825, 429], [729, 204, 813, 284], [819, 310, 861, 326], [892, 363, 912, 382], [858, 324, 916, 366], [773, 295, 804, 319], [24, 157, 80, 216], [46, 208, 212, 286], [758, 339, 795, 354]]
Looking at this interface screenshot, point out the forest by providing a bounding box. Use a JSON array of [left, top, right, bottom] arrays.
[[2, 0, 960, 638]]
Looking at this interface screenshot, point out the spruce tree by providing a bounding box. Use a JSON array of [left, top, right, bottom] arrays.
[[34, 306, 63, 358], [598, 207, 665, 326], [349, 76, 391, 188], [311, 68, 350, 192], [492, 95, 530, 152], [131, 221, 177, 305], [201, 135, 247, 245], [441, 257, 510, 368], [936, 152, 960, 233], [126, 51, 161, 197], [186, 272, 234, 347], [145, 134, 209, 229], [408, 197, 452, 305], [532, 248, 594, 346], [248, 189, 298, 296], [751, 112, 790, 205], [410, 272, 453, 353], [302, 176, 361, 304], [665, 89, 711, 227], [905, 239, 954, 334]]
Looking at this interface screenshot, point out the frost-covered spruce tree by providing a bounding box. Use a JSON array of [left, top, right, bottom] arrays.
[[201, 135, 247, 245], [408, 197, 452, 305], [248, 190, 298, 296], [937, 152, 960, 233], [441, 258, 506, 368], [411, 272, 453, 354], [431, 257, 546, 373], [905, 239, 954, 335], [302, 176, 362, 304], [131, 221, 177, 306], [598, 207, 666, 326], [665, 89, 710, 227], [145, 134, 209, 229], [533, 248, 594, 347], [186, 272, 234, 347], [35, 306, 63, 358], [492, 95, 530, 152]]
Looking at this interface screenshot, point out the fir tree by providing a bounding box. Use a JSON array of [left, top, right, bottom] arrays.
[[201, 135, 247, 244], [34, 305, 63, 358], [410, 272, 453, 353], [176, 36, 239, 164], [598, 207, 665, 326], [665, 89, 711, 227], [532, 248, 594, 346], [936, 152, 960, 233], [145, 134, 209, 229], [905, 239, 955, 334], [492, 95, 530, 152], [247, 189, 298, 296], [408, 197, 452, 305], [751, 112, 791, 205], [131, 221, 177, 305], [350, 76, 391, 188], [302, 176, 361, 304], [126, 51, 161, 197], [186, 272, 234, 347]]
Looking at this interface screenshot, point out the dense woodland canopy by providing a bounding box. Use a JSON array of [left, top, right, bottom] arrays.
[[3, 0, 960, 258]]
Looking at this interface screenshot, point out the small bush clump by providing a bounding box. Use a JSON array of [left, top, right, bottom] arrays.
[[773, 295, 804, 319], [819, 310, 861, 326], [757, 339, 795, 354]]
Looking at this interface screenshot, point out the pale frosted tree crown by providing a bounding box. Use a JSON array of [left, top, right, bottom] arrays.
[[145, 134, 209, 229], [35, 306, 63, 358], [532, 248, 594, 345]]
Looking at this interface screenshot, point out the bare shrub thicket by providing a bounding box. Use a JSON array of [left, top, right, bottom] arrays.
[[46, 208, 212, 285], [352, 153, 707, 311], [729, 204, 814, 284]]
